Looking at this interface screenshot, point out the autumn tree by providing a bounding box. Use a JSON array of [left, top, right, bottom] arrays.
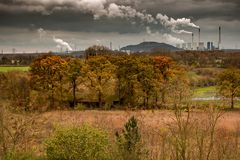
[[66, 58, 84, 108], [136, 56, 157, 108], [83, 56, 116, 108], [217, 68, 240, 109], [30, 54, 68, 108], [112, 55, 159, 108], [153, 56, 174, 107], [85, 45, 111, 60], [113, 55, 143, 107], [168, 66, 192, 107]]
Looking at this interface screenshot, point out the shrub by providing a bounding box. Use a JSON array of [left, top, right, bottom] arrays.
[[45, 125, 111, 160], [1, 72, 30, 111], [115, 116, 147, 160], [74, 103, 87, 111]]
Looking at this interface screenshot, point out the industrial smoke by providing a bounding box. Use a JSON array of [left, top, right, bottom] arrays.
[[53, 37, 73, 51], [1, 0, 199, 34]]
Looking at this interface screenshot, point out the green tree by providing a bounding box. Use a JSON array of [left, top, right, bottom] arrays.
[[116, 116, 147, 160], [136, 56, 157, 108], [168, 67, 192, 107], [112, 55, 158, 108], [85, 45, 111, 60], [66, 58, 84, 108], [45, 125, 111, 160], [114, 55, 143, 107], [83, 56, 116, 108], [217, 68, 240, 109]]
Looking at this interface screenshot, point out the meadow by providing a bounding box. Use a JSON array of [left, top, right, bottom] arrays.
[[0, 66, 29, 72], [1, 108, 239, 160]]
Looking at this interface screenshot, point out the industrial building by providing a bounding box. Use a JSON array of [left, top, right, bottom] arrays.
[[176, 26, 222, 51]]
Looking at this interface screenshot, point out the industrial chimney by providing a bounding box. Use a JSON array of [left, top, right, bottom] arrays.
[[110, 42, 112, 50], [192, 33, 194, 50], [198, 28, 201, 44], [218, 26, 221, 50]]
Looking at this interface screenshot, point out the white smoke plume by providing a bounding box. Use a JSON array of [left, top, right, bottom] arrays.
[[107, 3, 156, 24], [146, 26, 185, 44], [1, 0, 198, 34], [162, 34, 184, 44], [156, 13, 199, 34], [53, 37, 73, 51], [37, 28, 46, 39], [146, 26, 152, 35]]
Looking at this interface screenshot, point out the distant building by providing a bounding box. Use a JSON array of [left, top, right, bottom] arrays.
[[207, 42, 214, 51], [192, 42, 198, 50], [176, 44, 181, 49], [198, 42, 205, 51], [187, 43, 192, 50], [182, 43, 187, 50]]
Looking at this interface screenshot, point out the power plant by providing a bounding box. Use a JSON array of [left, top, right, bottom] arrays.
[[176, 26, 222, 51]]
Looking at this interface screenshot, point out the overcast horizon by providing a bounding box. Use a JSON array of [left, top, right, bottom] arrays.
[[0, 0, 240, 53]]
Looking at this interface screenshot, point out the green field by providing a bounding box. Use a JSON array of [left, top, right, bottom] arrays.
[[0, 66, 29, 72], [193, 86, 217, 98], [193, 86, 240, 109]]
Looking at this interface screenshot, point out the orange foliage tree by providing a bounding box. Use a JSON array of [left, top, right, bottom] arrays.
[[30, 54, 68, 108], [153, 56, 174, 106]]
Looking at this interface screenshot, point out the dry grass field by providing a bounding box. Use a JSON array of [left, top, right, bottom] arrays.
[[5, 109, 239, 158], [38, 110, 240, 131]]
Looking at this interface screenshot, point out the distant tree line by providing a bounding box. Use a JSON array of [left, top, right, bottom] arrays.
[[1, 46, 240, 111], [0, 54, 42, 66], [28, 46, 191, 110], [1, 50, 240, 68], [149, 50, 240, 68]]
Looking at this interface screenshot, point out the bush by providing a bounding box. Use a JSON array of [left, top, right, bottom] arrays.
[[74, 103, 87, 111], [115, 116, 148, 160], [0, 72, 30, 111], [45, 125, 111, 160]]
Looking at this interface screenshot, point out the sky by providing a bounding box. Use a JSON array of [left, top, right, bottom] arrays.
[[0, 0, 239, 53]]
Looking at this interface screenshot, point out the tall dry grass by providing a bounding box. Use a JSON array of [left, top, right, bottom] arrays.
[[0, 105, 239, 159]]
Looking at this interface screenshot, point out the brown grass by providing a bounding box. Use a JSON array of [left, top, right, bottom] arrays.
[[7, 109, 238, 157]]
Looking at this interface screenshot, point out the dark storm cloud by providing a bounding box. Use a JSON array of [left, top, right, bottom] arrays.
[[0, 0, 190, 34], [0, 0, 239, 34], [0, 0, 239, 51], [132, 0, 239, 21]]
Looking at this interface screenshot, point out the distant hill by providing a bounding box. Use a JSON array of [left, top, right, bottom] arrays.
[[120, 41, 181, 52]]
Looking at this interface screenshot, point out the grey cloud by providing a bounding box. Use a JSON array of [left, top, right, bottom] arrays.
[[0, 0, 239, 51], [0, 0, 200, 34]]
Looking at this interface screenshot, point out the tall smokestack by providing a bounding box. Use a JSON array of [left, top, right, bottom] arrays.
[[198, 28, 201, 43], [110, 42, 112, 50], [192, 33, 194, 50], [218, 26, 221, 49]]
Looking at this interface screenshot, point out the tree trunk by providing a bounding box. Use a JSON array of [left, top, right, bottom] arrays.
[[98, 91, 102, 108], [155, 94, 158, 108], [161, 89, 166, 107], [72, 80, 76, 108], [143, 98, 146, 108], [59, 76, 63, 105], [50, 86, 55, 109], [147, 96, 149, 108], [231, 92, 234, 109], [98, 76, 102, 108]]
